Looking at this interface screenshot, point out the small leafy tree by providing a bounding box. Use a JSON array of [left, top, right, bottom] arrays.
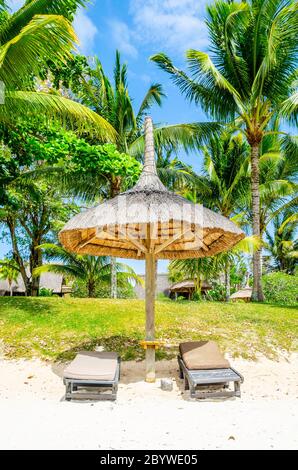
[[0, 258, 19, 296]]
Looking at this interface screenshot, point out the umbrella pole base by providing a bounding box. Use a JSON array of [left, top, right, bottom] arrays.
[[145, 347, 156, 383]]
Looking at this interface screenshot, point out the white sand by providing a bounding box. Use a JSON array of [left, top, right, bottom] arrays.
[[0, 355, 297, 450]]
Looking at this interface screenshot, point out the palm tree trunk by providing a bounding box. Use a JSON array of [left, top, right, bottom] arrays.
[[225, 261, 230, 302], [29, 239, 42, 297], [195, 277, 202, 298], [7, 216, 29, 296], [250, 143, 265, 302], [110, 177, 122, 299], [9, 281, 13, 297], [88, 279, 96, 298], [110, 257, 117, 299]]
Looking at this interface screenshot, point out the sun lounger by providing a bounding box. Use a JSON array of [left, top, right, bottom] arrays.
[[178, 341, 243, 399], [63, 351, 120, 401]]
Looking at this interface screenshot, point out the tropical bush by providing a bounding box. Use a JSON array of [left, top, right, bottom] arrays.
[[205, 283, 227, 302], [39, 287, 53, 297], [72, 279, 136, 299], [262, 272, 298, 305]]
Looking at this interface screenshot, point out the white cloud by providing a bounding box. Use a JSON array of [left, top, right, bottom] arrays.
[[73, 8, 98, 55], [108, 20, 138, 58], [129, 0, 209, 53]]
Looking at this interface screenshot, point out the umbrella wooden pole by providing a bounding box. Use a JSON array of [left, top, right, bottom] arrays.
[[145, 252, 156, 382]]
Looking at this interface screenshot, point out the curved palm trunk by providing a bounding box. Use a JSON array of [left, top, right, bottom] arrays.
[[225, 260, 230, 302], [250, 144, 265, 302], [29, 241, 42, 297], [195, 276, 202, 298], [9, 280, 13, 297], [88, 279, 96, 298], [110, 257, 117, 299], [110, 176, 122, 299], [7, 216, 29, 296]]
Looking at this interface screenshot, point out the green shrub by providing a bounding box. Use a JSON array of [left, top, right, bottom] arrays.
[[71, 279, 136, 299], [262, 272, 298, 305], [156, 292, 171, 301], [205, 283, 226, 301], [39, 287, 53, 297]]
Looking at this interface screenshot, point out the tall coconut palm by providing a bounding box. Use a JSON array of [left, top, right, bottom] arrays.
[[34, 244, 142, 298], [191, 131, 250, 300], [151, 0, 298, 301], [0, 0, 115, 140]]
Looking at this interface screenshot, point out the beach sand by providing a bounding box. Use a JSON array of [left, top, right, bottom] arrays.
[[0, 354, 297, 450]]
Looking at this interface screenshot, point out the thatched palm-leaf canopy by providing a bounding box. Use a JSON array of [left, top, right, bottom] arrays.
[[59, 118, 243, 259]]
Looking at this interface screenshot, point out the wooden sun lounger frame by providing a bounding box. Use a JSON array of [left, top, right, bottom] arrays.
[[178, 355, 243, 399], [64, 356, 121, 401]]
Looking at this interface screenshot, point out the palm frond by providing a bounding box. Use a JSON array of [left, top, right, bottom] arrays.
[[186, 49, 246, 116], [260, 179, 297, 198], [151, 52, 237, 120], [2, 91, 117, 140], [0, 0, 87, 43], [33, 263, 82, 279], [128, 122, 221, 157], [259, 152, 283, 163], [136, 83, 166, 124], [280, 91, 298, 124], [278, 213, 298, 233], [0, 14, 77, 87], [0, 1, 8, 13], [232, 235, 263, 255]]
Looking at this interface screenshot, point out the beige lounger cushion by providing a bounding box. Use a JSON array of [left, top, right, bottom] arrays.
[[63, 351, 118, 381], [179, 341, 230, 370]]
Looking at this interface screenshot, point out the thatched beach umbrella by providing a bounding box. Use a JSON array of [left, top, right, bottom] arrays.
[[59, 117, 244, 382]]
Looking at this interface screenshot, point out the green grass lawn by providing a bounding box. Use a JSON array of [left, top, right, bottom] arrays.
[[0, 297, 297, 361]]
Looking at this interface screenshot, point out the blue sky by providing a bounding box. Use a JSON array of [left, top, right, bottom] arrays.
[[2, 0, 214, 273]]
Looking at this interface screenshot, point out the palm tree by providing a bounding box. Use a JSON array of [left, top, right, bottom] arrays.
[[34, 244, 142, 298], [155, 144, 197, 192], [194, 131, 250, 217], [151, 0, 298, 301], [265, 211, 298, 273], [258, 133, 298, 238], [0, 258, 20, 296], [187, 131, 250, 299], [0, 0, 115, 140]]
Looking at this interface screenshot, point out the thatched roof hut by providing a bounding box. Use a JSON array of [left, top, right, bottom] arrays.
[[59, 116, 244, 382], [230, 287, 252, 302], [0, 272, 68, 296], [169, 280, 211, 299]]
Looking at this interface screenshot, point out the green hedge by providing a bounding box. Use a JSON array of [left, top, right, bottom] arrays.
[[263, 272, 298, 305]]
